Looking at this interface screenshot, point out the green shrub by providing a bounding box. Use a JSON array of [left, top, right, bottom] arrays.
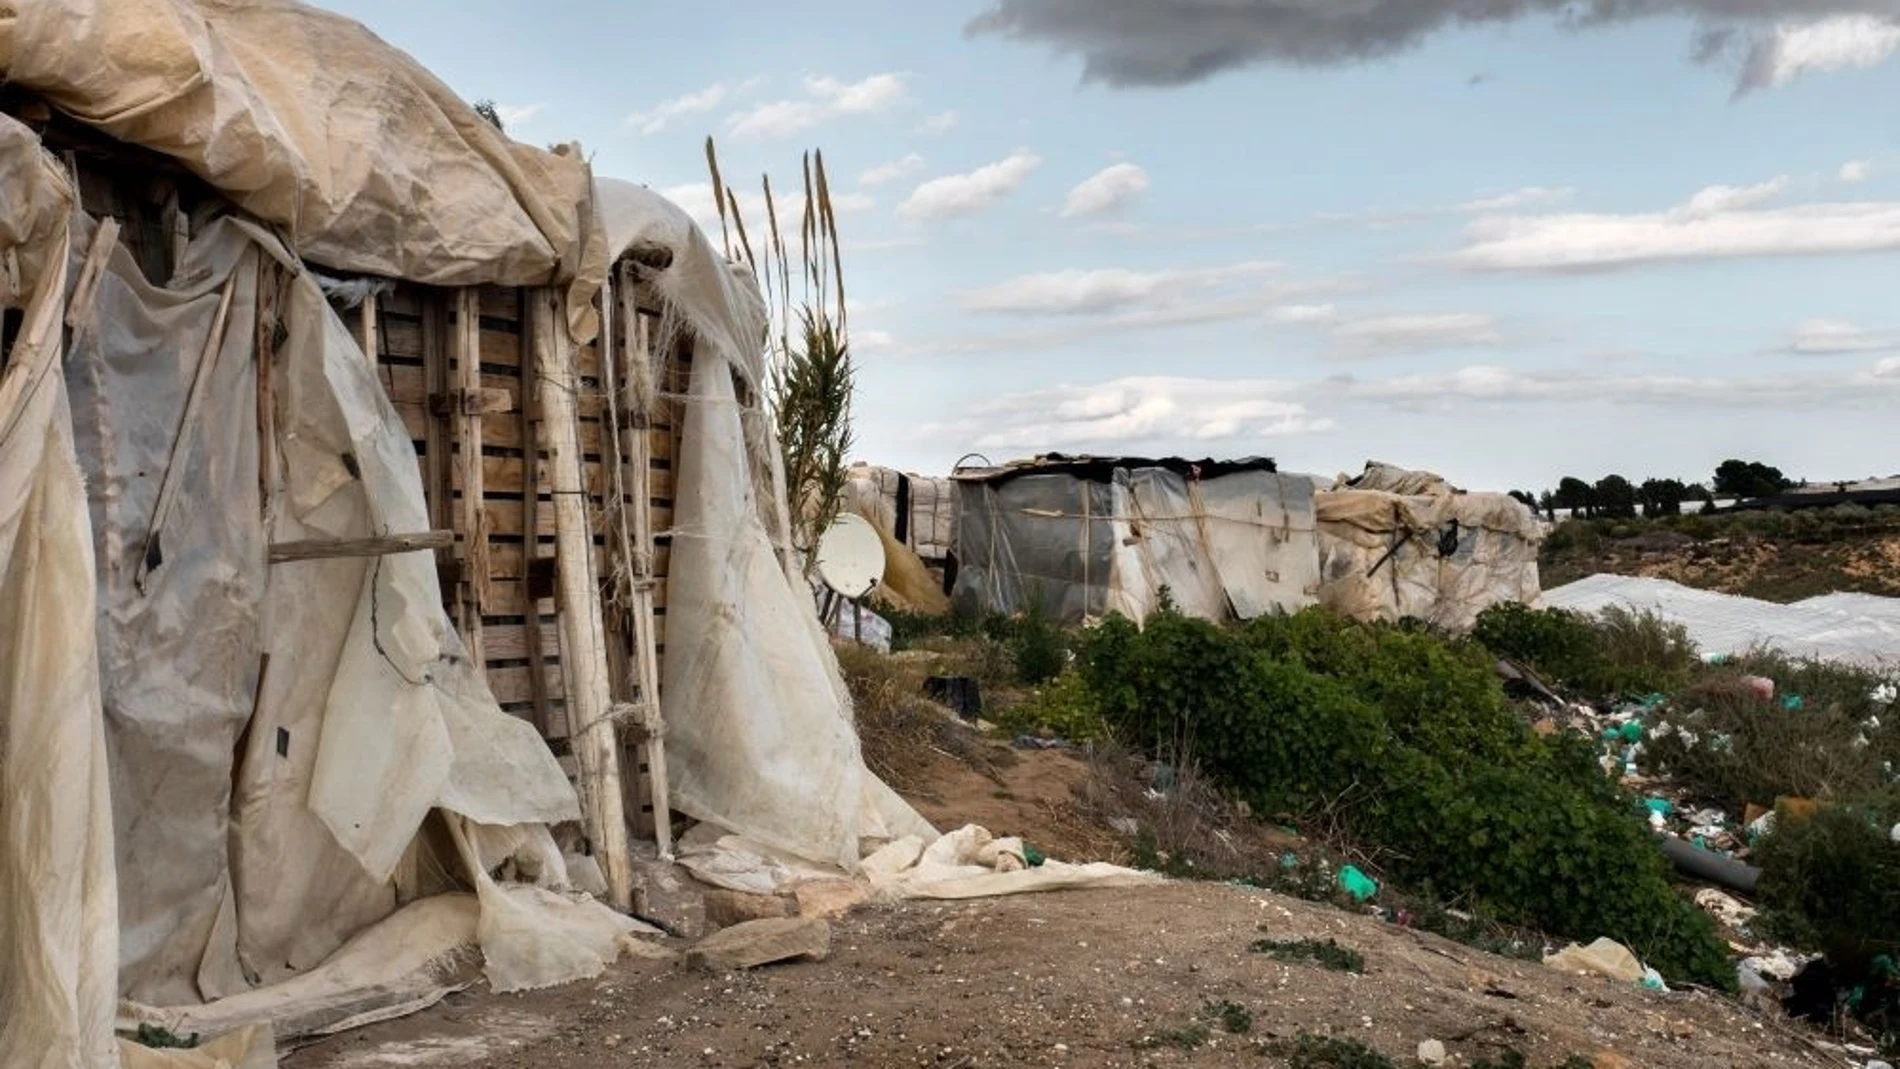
[[1250, 937, 1365, 972], [1074, 605, 1735, 989], [992, 668, 1107, 741], [1641, 666, 1893, 811], [1007, 598, 1068, 684], [1264, 1035, 1397, 1069], [1472, 602, 1697, 699], [1755, 796, 1900, 964]]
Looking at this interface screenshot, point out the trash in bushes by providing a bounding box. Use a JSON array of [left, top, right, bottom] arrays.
[[923, 675, 983, 718], [1544, 937, 1646, 984], [1742, 949, 1809, 983], [1336, 865, 1378, 903], [1741, 675, 1776, 702], [1693, 888, 1757, 931]]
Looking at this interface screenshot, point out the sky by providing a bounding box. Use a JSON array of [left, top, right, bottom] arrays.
[[314, 0, 1900, 492]]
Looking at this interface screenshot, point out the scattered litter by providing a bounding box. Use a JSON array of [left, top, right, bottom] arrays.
[[1336, 865, 1379, 903], [1543, 938, 1646, 984], [1640, 966, 1669, 992], [1417, 1038, 1448, 1065], [1740, 675, 1776, 702], [1107, 817, 1140, 836], [1694, 888, 1757, 931], [1742, 949, 1808, 983]]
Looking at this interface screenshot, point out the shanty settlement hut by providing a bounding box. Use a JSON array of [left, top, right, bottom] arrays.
[[1312, 462, 1547, 633], [1, 2, 937, 1065], [950, 454, 1321, 624]]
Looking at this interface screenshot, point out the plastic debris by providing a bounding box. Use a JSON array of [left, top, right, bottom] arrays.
[[1891, 823, 1900, 844], [1694, 888, 1757, 930], [1643, 798, 1675, 817], [1874, 682, 1897, 705], [1780, 693, 1805, 711], [1417, 1039, 1448, 1065], [1640, 966, 1668, 992], [1337, 865, 1379, 903], [1742, 948, 1808, 983], [1543, 938, 1646, 984]]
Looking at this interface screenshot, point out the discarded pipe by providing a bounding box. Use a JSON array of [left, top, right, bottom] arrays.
[[1657, 834, 1760, 894]]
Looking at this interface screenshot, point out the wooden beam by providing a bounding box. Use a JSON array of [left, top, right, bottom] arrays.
[[453, 289, 489, 668], [421, 290, 452, 571], [616, 265, 673, 856], [63, 217, 120, 336], [535, 286, 635, 912], [516, 287, 553, 736], [268, 530, 454, 563], [429, 386, 513, 416], [135, 273, 238, 595], [359, 291, 379, 366]]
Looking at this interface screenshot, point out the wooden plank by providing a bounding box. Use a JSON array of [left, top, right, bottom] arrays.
[[485, 582, 555, 618], [454, 289, 489, 666], [135, 274, 237, 595], [382, 363, 603, 419], [488, 664, 565, 705], [487, 540, 607, 580], [481, 622, 563, 661], [514, 289, 554, 735], [420, 290, 453, 574], [359, 292, 379, 365], [483, 499, 561, 538], [452, 454, 605, 496], [535, 285, 634, 909], [269, 530, 454, 563]]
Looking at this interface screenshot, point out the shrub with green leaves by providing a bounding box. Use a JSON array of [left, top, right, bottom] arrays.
[[1075, 605, 1734, 989], [1473, 602, 1697, 699], [1754, 795, 1900, 965], [993, 668, 1107, 741]]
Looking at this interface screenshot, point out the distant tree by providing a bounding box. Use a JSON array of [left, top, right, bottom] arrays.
[[1638, 478, 1687, 518], [1553, 477, 1596, 518], [1508, 490, 1538, 512], [472, 99, 505, 132], [1685, 482, 1713, 504], [1713, 459, 1791, 500], [1594, 474, 1638, 519], [1537, 490, 1557, 521]]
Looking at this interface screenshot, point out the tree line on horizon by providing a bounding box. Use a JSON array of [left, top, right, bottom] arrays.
[[1507, 459, 1793, 521]]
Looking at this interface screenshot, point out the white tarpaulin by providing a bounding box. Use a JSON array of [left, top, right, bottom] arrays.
[[1543, 575, 1900, 670], [601, 180, 937, 871], [1314, 463, 1546, 634], [0, 0, 608, 341]]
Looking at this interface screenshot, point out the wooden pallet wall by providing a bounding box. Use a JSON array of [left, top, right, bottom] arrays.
[[355, 276, 680, 842]]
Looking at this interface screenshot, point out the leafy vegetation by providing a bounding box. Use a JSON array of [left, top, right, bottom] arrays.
[[1199, 998, 1254, 1035], [1067, 605, 1734, 989], [1262, 1034, 1397, 1069], [1473, 602, 1697, 699]]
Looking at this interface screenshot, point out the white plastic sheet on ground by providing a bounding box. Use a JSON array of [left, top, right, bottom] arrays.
[[1542, 575, 1900, 670], [676, 823, 1160, 903]]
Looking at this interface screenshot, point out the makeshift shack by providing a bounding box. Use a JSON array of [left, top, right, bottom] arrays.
[[1313, 462, 1546, 633], [2, 2, 941, 1064], [950, 454, 1320, 624]]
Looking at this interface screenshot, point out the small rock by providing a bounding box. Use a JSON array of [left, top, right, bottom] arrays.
[[795, 878, 870, 919], [1417, 1039, 1447, 1065], [703, 889, 795, 929], [687, 916, 831, 971]]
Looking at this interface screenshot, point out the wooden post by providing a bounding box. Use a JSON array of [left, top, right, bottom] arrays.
[[517, 291, 553, 737], [616, 269, 673, 856], [135, 273, 238, 595], [535, 288, 634, 911], [359, 292, 379, 367], [268, 531, 455, 563], [453, 289, 489, 670]]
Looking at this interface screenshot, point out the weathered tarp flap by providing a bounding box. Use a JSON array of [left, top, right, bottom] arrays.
[[0, 0, 607, 339]]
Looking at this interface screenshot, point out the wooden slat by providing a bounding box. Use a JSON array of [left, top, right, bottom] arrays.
[[454, 289, 489, 663], [382, 363, 604, 419], [481, 622, 563, 661], [483, 499, 561, 538], [451, 454, 606, 496], [488, 664, 564, 704], [488, 540, 607, 580], [485, 582, 556, 618], [270, 531, 453, 563]]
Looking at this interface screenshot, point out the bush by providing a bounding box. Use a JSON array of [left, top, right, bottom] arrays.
[[1473, 602, 1697, 699], [993, 668, 1108, 742], [1754, 796, 1900, 965], [1641, 663, 1894, 811], [1074, 605, 1735, 988]]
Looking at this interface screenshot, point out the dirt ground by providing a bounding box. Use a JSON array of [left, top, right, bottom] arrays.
[[1541, 529, 1900, 602], [286, 879, 1836, 1069]]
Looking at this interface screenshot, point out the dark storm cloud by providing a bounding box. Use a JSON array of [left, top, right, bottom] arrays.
[[966, 0, 1900, 89]]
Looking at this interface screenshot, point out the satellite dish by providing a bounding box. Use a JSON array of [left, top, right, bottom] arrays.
[[815, 513, 885, 600]]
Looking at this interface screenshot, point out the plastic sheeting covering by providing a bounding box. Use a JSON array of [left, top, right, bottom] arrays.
[[0, 114, 122, 1069], [845, 464, 957, 561], [952, 465, 1319, 624], [602, 180, 936, 871], [1542, 575, 1900, 670], [3, 108, 644, 1065], [1314, 466, 1545, 634], [0, 0, 608, 342]]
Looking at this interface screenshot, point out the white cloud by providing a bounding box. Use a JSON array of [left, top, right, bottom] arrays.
[[959, 261, 1278, 315], [1672, 176, 1789, 220], [851, 328, 898, 354], [1331, 313, 1500, 355], [627, 81, 749, 135], [1459, 186, 1574, 212], [945, 376, 1332, 450], [1268, 303, 1338, 324], [1792, 318, 1898, 354], [861, 154, 926, 186], [1452, 182, 1900, 271], [1738, 16, 1900, 93], [1878, 356, 1900, 378], [1336, 362, 1900, 410], [918, 110, 960, 135], [1060, 163, 1151, 218], [1841, 159, 1874, 183], [727, 73, 909, 139], [898, 150, 1043, 221], [492, 102, 544, 129]]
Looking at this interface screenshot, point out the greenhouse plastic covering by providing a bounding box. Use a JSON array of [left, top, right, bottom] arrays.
[[1542, 575, 1900, 670]]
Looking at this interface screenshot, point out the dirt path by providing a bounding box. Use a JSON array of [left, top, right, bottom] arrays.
[[286, 882, 1828, 1069]]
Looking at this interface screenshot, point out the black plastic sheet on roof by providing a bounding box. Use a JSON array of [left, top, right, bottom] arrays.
[[951, 453, 1277, 487]]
